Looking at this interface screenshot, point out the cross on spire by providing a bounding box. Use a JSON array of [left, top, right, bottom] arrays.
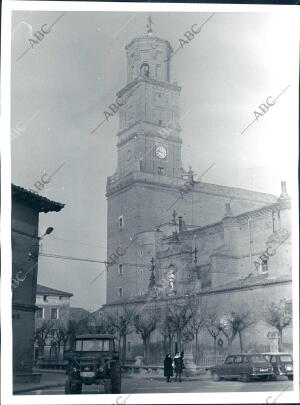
[[147, 14, 154, 34], [172, 209, 178, 233]]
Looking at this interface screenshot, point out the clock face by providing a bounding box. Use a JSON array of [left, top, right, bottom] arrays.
[[156, 145, 167, 159]]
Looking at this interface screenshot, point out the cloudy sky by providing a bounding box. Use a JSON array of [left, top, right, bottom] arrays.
[[11, 9, 298, 310]]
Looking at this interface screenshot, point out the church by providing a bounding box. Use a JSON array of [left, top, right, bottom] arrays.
[[102, 19, 292, 358]]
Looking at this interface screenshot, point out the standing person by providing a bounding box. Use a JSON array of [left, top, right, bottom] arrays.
[[164, 354, 173, 383], [174, 352, 184, 382]]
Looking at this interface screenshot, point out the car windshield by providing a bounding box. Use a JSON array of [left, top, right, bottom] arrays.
[[279, 355, 292, 362], [250, 355, 268, 363], [75, 339, 110, 352]]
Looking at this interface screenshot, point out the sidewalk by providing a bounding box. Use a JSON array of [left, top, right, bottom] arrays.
[[14, 371, 65, 394]]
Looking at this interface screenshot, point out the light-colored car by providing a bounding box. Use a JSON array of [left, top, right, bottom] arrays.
[[262, 353, 293, 381]]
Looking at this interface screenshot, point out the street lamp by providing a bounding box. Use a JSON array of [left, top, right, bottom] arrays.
[[28, 226, 54, 259]]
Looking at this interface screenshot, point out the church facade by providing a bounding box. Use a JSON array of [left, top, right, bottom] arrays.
[[103, 24, 292, 356]]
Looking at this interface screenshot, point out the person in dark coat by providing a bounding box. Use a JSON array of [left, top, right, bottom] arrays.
[[173, 352, 184, 382], [164, 354, 173, 382]]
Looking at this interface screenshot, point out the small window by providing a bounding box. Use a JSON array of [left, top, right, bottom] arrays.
[[119, 215, 124, 229], [234, 356, 243, 364], [260, 258, 268, 273], [158, 167, 165, 175], [285, 300, 292, 315], [118, 287, 123, 297], [158, 119, 162, 125], [118, 264, 123, 275], [140, 290, 143, 295], [140, 250, 143, 257], [51, 308, 58, 320], [140, 269, 143, 275], [43, 295, 48, 302], [225, 356, 234, 364], [36, 308, 44, 319], [59, 296, 63, 300]]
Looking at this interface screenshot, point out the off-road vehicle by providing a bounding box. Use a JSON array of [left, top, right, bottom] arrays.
[[64, 334, 121, 394]]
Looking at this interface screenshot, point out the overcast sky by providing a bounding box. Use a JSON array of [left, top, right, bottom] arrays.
[[11, 10, 298, 311]]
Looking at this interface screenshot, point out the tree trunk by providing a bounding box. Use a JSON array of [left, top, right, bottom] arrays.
[[168, 333, 172, 354], [227, 338, 233, 354], [177, 330, 182, 352], [278, 329, 283, 352], [142, 338, 148, 365], [213, 336, 217, 359], [195, 331, 199, 362], [121, 335, 127, 364], [163, 335, 167, 354], [238, 330, 243, 353], [38, 344, 44, 358]]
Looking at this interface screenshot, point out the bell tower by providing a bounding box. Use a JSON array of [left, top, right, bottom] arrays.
[[115, 17, 183, 179], [106, 17, 186, 304]]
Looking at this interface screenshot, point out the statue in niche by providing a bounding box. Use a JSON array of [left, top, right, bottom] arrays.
[[140, 63, 150, 78], [167, 268, 176, 293]]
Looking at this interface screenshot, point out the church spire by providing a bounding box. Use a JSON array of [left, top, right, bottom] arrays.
[[146, 14, 154, 34]]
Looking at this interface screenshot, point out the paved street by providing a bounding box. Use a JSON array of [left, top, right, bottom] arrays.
[[23, 374, 292, 395]]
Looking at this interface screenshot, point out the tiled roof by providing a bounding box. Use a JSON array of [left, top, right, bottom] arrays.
[[205, 274, 292, 294], [36, 284, 73, 297], [12, 184, 64, 213]]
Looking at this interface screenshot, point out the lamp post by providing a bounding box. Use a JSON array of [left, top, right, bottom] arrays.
[[28, 227, 54, 260]]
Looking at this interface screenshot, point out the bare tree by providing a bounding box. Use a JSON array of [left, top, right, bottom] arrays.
[[166, 299, 192, 352], [232, 309, 255, 353], [134, 304, 159, 364], [157, 306, 176, 354], [264, 301, 292, 351], [34, 320, 54, 358], [205, 308, 221, 358], [187, 296, 207, 361], [219, 307, 254, 353], [52, 322, 69, 360], [106, 304, 136, 364]]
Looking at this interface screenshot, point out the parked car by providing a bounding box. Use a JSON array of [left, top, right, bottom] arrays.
[[64, 334, 121, 394], [210, 354, 273, 382], [262, 353, 293, 381]]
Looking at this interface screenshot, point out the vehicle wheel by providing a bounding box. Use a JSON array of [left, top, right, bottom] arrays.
[[212, 371, 221, 382], [240, 373, 250, 383], [65, 379, 79, 394], [111, 360, 122, 393], [288, 375, 293, 381], [271, 374, 278, 381], [76, 383, 82, 394], [104, 380, 112, 393]]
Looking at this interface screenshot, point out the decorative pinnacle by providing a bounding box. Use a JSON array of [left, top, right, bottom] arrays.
[[147, 14, 154, 34]]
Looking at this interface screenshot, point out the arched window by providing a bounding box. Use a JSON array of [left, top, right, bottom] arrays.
[[140, 63, 150, 78]]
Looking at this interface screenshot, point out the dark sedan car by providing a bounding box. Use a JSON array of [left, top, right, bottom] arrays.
[[262, 353, 293, 381], [210, 354, 273, 382]]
